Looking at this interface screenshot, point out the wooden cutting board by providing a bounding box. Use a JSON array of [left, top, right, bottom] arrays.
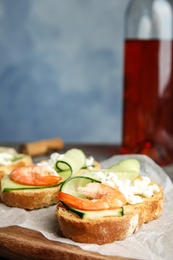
[[0, 226, 134, 260]]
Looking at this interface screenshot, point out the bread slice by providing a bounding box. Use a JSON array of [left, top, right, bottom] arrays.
[[0, 154, 33, 181], [1, 185, 60, 210], [0, 159, 99, 210], [56, 184, 164, 244]]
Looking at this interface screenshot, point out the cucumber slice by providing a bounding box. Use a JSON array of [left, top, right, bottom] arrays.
[[109, 158, 140, 172], [63, 203, 123, 219], [55, 149, 86, 180], [0, 152, 25, 163], [1, 175, 61, 192], [58, 169, 71, 182], [60, 176, 101, 199], [108, 158, 140, 181], [11, 154, 25, 162]]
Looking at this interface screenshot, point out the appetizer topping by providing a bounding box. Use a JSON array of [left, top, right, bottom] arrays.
[[38, 149, 95, 182], [38, 152, 64, 168], [62, 204, 124, 219], [38, 149, 86, 181], [91, 171, 160, 204], [38, 151, 94, 171], [108, 158, 140, 181], [37, 153, 63, 168], [0, 152, 14, 165], [10, 165, 62, 186], [84, 156, 95, 169], [58, 182, 127, 210], [0, 152, 25, 166]]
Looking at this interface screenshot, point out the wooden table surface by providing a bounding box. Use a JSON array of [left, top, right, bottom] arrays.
[[0, 142, 172, 260]]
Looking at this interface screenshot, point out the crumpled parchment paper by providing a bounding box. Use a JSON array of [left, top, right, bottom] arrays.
[[0, 154, 173, 260]]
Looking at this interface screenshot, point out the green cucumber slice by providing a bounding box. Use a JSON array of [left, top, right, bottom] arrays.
[[11, 154, 25, 162], [60, 176, 101, 199], [55, 149, 86, 180], [1, 175, 61, 192], [109, 158, 140, 172], [108, 158, 140, 181], [57, 170, 71, 182], [63, 203, 123, 219], [0, 152, 25, 164]]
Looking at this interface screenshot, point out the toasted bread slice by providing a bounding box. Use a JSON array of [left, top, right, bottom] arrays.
[[56, 184, 164, 244], [0, 154, 33, 181], [0, 158, 99, 210], [1, 185, 60, 210]]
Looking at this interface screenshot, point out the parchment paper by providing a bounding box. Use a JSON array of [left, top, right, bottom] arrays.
[[0, 154, 173, 260]]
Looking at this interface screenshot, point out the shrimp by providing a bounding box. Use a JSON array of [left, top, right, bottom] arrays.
[[10, 165, 62, 186], [58, 183, 127, 210]]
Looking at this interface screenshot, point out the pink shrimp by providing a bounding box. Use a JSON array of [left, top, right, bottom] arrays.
[[58, 182, 127, 210], [10, 165, 62, 186]]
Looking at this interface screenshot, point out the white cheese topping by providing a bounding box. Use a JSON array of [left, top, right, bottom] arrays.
[[85, 156, 94, 168], [0, 152, 14, 165], [37, 152, 63, 176], [92, 171, 160, 205], [48, 153, 64, 167]]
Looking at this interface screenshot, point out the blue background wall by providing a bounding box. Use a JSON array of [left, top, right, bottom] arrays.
[[0, 0, 130, 144]]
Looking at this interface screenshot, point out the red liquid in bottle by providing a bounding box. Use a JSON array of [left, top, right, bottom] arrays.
[[120, 39, 173, 165]]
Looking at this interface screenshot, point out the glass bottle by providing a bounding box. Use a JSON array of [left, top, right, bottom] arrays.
[[120, 0, 173, 165]]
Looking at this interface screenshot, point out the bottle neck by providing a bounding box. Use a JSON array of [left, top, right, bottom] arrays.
[[125, 0, 173, 40]]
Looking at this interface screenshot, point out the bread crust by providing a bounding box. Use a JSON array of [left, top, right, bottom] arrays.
[[56, 184, 164, 244], [1, 185, 60, 210], [0, 155, 33, 181]]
